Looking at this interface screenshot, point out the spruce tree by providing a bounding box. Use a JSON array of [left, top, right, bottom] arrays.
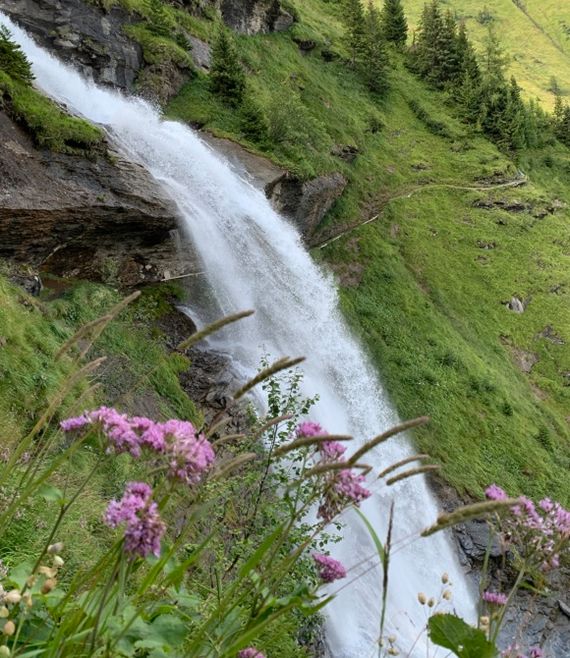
[[381, 0, 407, 46], [455, 22, 479, 84], [343, 0, 366, 66], [362, 2, 389, 94], [501, 76, 526, 150], [0, 25, 34, 84], [209, 26, 246, 106]]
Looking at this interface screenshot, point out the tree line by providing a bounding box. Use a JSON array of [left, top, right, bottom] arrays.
[[408, 0, 552, 152]]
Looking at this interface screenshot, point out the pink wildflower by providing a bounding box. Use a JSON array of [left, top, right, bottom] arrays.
[[296, 421, 327, 438], [319, 441, 346, 460], [104, 482, 165, 558], [238, 648, 265, 658], [60, 415, 90, 432], [312, 553, 346, 582], [161, 420, 215, 485], [485, 484, 508, 501], [529, 649, 543, 658], [318, 468, 371, 522], [482, 590, 508, 606]]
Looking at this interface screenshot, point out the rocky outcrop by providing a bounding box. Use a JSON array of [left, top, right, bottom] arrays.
[[1, 0, 144, 90], [0, 110, 196, 286], [200, 134, 346, 237], [268, 172, 347, 237]]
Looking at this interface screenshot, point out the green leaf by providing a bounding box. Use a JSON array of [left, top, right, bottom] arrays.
[[38, 483, 64, 505], [428, 614, 498, 658]]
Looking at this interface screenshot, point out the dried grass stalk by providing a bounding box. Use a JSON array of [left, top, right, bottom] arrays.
[[422, 498, 519, 537], [347, 416, 429, 465], [177, 310, 254, 351]]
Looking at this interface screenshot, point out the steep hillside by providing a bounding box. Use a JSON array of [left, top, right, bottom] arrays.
[[164, 0, 570, 502], [2, 0, 569, 504], [403, 0, 570, 107]]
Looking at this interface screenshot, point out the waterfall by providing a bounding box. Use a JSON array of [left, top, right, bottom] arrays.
[[2, 14, 475, 656]]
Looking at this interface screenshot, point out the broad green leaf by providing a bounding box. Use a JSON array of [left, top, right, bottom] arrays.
[[38, 483, 64, 504], [428, 614, 498, 658]]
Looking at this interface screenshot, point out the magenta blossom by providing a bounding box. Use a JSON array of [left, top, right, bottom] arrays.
[[160, 420, 215, 485], [482, 590, 508, 606], [319, 440, 346, 460], [296, 421, 327, 438], [313, 553, 346, 583], [318, 468, 371, 522], [485, 484, 508, 501], [238, 648, 265, 658], [61, 408, 216, 485], [104, 482, 165, 558]]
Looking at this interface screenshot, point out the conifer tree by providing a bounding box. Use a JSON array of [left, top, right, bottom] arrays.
[[209, 26, 246, 106], [343, 0, 367, 66], [501, 76, 526, 150], [381, 0, 407, 46], [0, 25, 34, 84], [362, 2, 389, 94], [455, 22, 479, 83]]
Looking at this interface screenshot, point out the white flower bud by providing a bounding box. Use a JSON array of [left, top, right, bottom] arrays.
[[3, 591, 20, 605], [442, 589, 452, 601], [38, 567, 57, 579], [53, 556, 64, 568], [427, 597, 435, 607], [0, 645, 11, 656], [2, 620, 15, 636], [417, 592, 427, 605], [47, 543, 64, 555], [441, 572, 449, 584], [0, 608, 8, 619]]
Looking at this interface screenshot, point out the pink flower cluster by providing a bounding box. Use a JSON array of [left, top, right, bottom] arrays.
[[296, 421, 371, 522], [312, 553, 346, 583], [61, 408, 215, 486], [238, 648, 266, 658], [482, 590, 508, 606], [485, 484, 570, 572], [104, 482, 165, 558]]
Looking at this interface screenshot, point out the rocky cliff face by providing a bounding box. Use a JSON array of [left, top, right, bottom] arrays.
[[0, 110, 196, 286], [1, 0, 144, 90]]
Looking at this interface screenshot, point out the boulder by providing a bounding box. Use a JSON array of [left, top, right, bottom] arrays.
[[268, 172, 347, 237], [0, 110, 196, 286], [1, 0, 144, 90]]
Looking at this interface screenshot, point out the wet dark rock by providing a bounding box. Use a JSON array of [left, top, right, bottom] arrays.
[[293, 37, 317, 52], [1, 0, 144, 90], [476, 239, 496, 249], [473, 198, 531, 213], [537, 325, 565, 345], [268, 172, 347, 237], [0, 110, 196, 286], [455, 519, 505, 562], [331, 144, 360, 163], [320, 48, 339, 62]]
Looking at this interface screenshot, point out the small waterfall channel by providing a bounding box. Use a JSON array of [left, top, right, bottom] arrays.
[[1, 14, 475, 656]]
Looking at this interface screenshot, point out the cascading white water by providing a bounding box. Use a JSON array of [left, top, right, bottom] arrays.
[[2, 14, 475, 656]]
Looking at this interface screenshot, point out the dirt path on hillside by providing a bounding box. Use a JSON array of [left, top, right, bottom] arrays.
[[311, 174, 528, 250]]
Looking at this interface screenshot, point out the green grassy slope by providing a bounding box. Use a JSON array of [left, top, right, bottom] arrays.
[[402, 0, 570, 108], [164, 0, 570, 502], [0, 273, 199, 564]]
